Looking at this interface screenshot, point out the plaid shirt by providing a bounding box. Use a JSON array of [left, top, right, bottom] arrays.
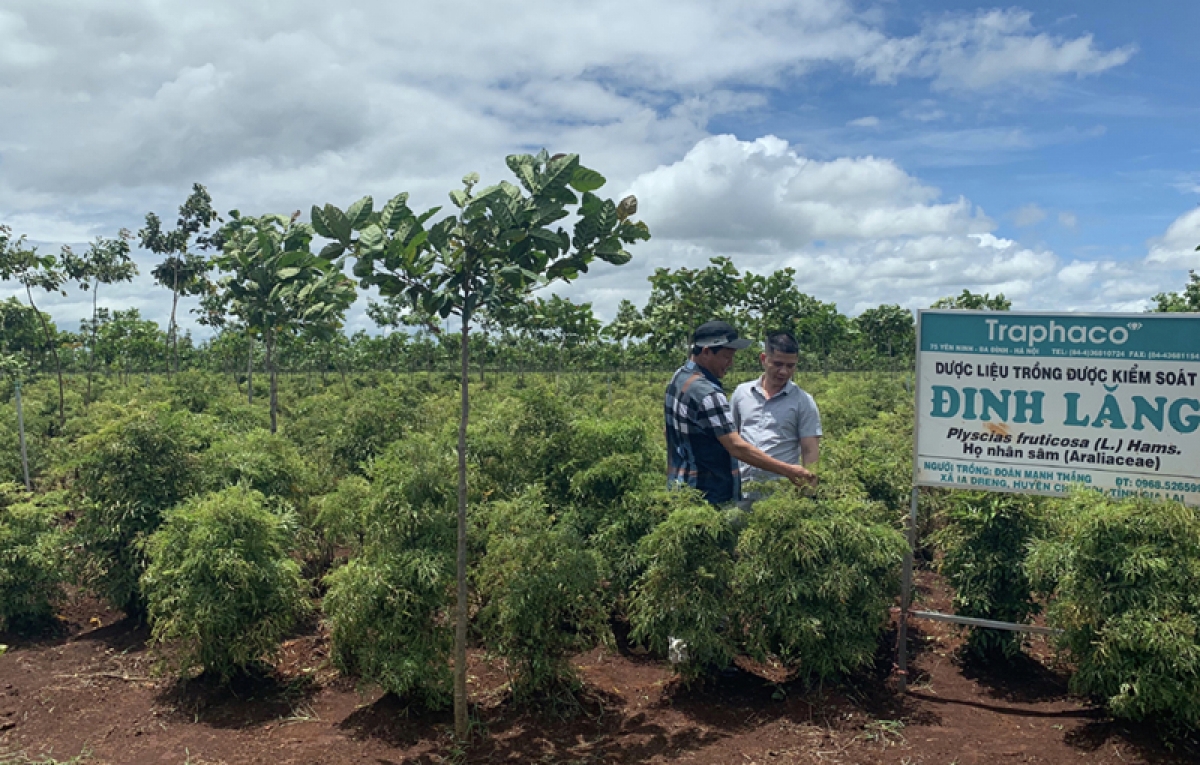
[[664, 360, 739, 504]]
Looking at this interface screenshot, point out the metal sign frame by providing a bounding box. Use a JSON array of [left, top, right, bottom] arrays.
[[897, 308, 1200, 691]]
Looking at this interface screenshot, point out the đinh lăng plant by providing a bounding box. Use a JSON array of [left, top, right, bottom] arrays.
[[141, 485, 310, 681]]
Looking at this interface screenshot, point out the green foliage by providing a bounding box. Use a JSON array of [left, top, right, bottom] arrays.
[[326, 387, 418, 477], [0, 484, 66, 632], [735, 492, 906, 681], [587, 489, 678, 607], [930, 289, 1011, 311], [935, 492, 1044, 661], [476, 488, 605, 700], [816, 372, 910, 435], [69, 404, 207, 615], [141, 486, 309, 681], [567, 417, 657, 505], [629, 499, 737, 680], [854, 304, 915, 358], [314, 475, 371, 553], [212, 211, 356, 433], [1150, 270, 1200, 313], [821, 409, 913, 521], [167, 369, 226, 413], [202, 428, 316, 509], [1027, 493, 1200, 729], [321, 436, 456, 708]]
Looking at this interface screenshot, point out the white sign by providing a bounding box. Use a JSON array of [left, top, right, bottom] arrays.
[[914, 310, 1200, 506]]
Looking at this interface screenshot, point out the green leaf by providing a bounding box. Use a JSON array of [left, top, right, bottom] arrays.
[[569, 167, 606, 193], [346, 196, 374, 231], [319, 242, 346, 260], [416, 207, 442, 227], [380, 193, 412, 230], [311, 205, 335, 239], [322, 205, 352, 245], [449, 189, 469, 209], [506, 154, 539, 193], [541, 153, 579, 194], [277, 251, 306, 269], [359, 223, 385, 254]]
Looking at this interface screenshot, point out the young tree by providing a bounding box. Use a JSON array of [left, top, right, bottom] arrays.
[[0, 226, 67, 427], [641, 256, 745, 357], [213, 211, 356, 433], [0, 300, 49, 491], [61, 231, 138, 402], [1151, 267, 1200, 313], [317, 151, 649, 739], [854, 304, 915, 358], [138, 184, 220, 377], [931, 289, 1011, 311]]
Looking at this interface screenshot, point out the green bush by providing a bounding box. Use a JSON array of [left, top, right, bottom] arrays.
[[69, 404, 207, 615], [629, 499, 737, 680], [588, 489, 686, 611], [734, 491, 906, 681], [141, 486, 310, 681], [168, 370, 227, 414], [0, 484, 66, 632], [202, 429, 317, 509], [314, 475, 371, 553], [935, 492, 1044, 661], [476, 488, 605, 700], [1027, 493, 1200, 729], [326, 387, 418, 477], [822, 410, 912, 521], [321, 436, 456, 708]]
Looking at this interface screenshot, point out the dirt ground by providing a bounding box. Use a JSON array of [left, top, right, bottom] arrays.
[[1, 574, 1197, 765]]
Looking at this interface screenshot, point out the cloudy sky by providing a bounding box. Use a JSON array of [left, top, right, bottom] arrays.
[[2, 0, 1199, 337]]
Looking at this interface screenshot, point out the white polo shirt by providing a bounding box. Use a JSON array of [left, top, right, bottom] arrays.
[[730, 377, 822, 486]]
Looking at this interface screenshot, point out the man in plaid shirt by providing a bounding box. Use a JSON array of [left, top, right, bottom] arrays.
[[665, 320, 817, 505]]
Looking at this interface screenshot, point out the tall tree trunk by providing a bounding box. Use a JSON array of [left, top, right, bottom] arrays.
[[86, 281, 98, 404], [168, 259, 180, 378], [15, 378, 30, 491], [267, 328, 278, 434], [24, 284, 64, 429], [246, 331, 254, 405], [454, 306, 471, 742]]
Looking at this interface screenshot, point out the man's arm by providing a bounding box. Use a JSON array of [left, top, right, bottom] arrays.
[[800, 435, 820, 467], [718, 431, 817, 487]]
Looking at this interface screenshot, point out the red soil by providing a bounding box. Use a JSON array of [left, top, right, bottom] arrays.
[[1, 574, 1196, 764]]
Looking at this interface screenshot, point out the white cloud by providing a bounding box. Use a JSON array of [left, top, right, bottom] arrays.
[[1012, 203, 1047, 227], [858, 9, 1135, 91], [1058, 211, 1078, 229], [848, 116, 881, 128], [614, 134, 1060, 314], [0, 1, 1142, 332], [1146, 207, 1200, 269]]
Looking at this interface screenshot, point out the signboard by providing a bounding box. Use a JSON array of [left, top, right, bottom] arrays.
[[914, 310, 1200, 506]]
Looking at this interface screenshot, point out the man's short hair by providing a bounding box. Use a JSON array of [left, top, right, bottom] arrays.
[[764, 331, 799, 356]]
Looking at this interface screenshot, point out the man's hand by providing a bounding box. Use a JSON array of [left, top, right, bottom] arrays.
[[718, 432, 819, 487], [780, 462, 817, 488]]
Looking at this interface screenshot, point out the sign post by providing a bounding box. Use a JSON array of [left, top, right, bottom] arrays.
[[899, 310, 1200, 690]]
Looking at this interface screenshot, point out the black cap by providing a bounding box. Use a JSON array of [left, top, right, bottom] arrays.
[[692, 320, 752, 350]]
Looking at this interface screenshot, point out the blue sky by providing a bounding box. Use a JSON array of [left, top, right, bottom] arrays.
[[1, 0, 1198, 335]]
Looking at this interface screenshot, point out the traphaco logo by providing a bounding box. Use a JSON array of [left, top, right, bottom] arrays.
[[985, 319, 1143, 347]]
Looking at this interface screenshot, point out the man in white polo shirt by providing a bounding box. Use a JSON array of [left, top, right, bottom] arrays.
[[730, 331, 821, 502]]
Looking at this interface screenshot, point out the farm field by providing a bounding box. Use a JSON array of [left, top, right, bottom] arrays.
[[1, 573, 1197, 765], [1, 370, 1199, 764]]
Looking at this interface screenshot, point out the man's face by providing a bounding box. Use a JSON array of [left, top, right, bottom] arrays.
[[761, 350, 798, 387], [705, 347, 738, 378]]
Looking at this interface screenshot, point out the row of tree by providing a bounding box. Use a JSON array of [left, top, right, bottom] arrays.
[[4, 153, 1198, 741]]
